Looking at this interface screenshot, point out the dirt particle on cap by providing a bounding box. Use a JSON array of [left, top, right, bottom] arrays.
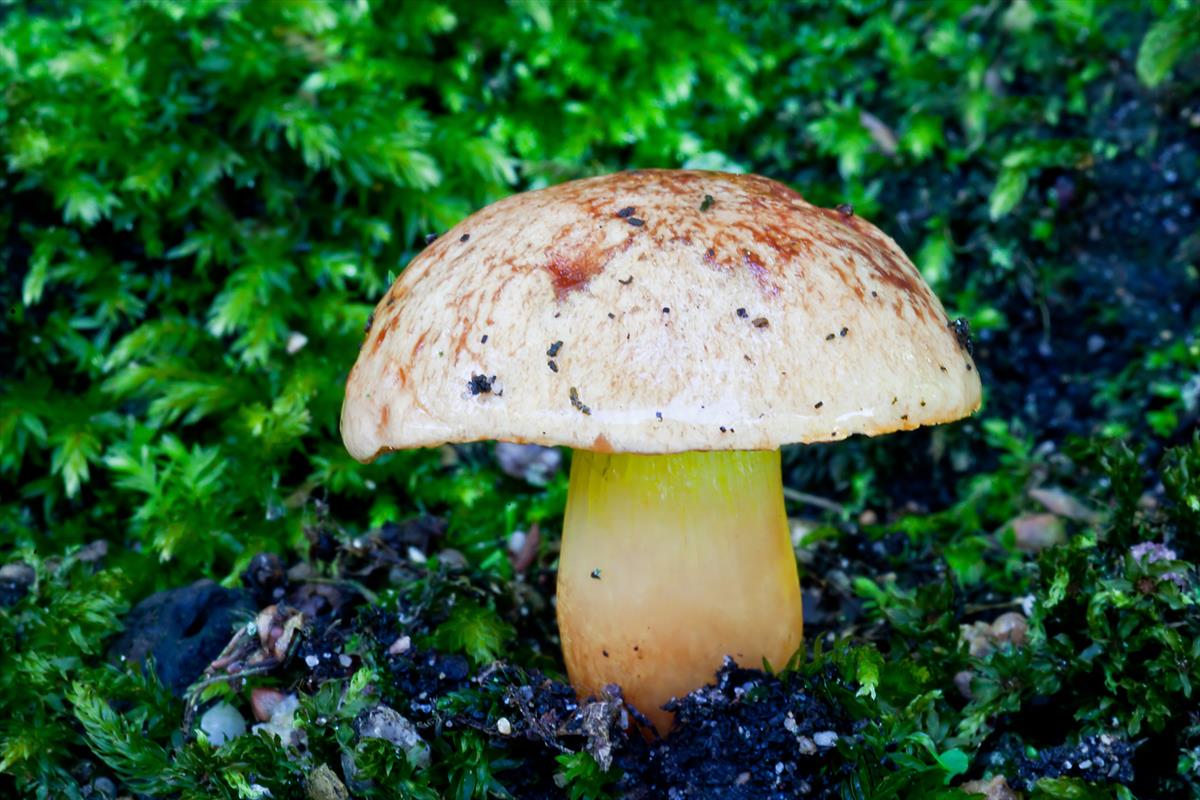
[[752, 317, 769, 328], [607, 312, 616, 319], [662, 307, 670, 314], [939, 364, 947, 372], [570, 387, 591, 415], [901, 414, 909, 420], [871, 290, 878, 298], [891, 396, 898, 405], [920, 400, 926, 407], [460, 233, 470, 243], [424, 232, 439, 245], [700, 194, 715, 212], [616, 206, 636, 219], [736, 308, 748, 318], [966, 363, 974, 371], [719, 426, 727, 433], [548, 360, 558, 372], [547, 340, 563, 357], [839, 326, 849, 337], [363, 311, 375, 334], [949, 317, 975, 354], [655, 411, 663, 421], [468, 374, 495, 395], [591, 568, 602, 579], [619, 275, 634, 286], [481, 334, 488, 344], [602, 649, 609, 657], [814, 401, 824, 409], [836, 203, 854, 217], [627, 217, 645, 227], [825, 333, 836, 341]]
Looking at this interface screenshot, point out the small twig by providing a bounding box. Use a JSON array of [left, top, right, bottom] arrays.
[[962, 599, 1026, 615], [305, 575, 379, 605], [782, 487, 845, 515]]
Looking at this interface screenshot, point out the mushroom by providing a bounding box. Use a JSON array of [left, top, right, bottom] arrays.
[[341, 169, 981, 732]]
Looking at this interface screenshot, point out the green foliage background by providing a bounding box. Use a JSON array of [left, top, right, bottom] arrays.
[[1, 1, 1198, 798]]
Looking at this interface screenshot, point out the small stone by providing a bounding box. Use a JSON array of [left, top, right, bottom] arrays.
[[990, 612, 1029, 648], [1028, 487, 1101, 524], [307, 763, 349, 800], [387, 635, 411, 656], [954, 669, 975, 700], [287, 331, 309, 354], [1010, 513, 1066, 552], [305, 654, 321, 669], [251, 687, 289, 722], [812, 731, 838, 748], [75, 539, 109, 563], [355, 705, 431, 768], [252, 693, 304, 749], [962, 620, 996, 657], [960, 776, 1018, 800], [90, 777, 117, 800], [199, 702, 247, 746], [0, 561, 35, 607], [497, 717, 512, 735], [796, 736, 817, 755]]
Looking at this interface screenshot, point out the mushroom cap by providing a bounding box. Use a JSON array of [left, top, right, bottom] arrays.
[[342, 169, 981, 460]]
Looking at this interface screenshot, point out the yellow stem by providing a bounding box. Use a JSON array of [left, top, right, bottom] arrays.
[[556, 449, 803, 733]]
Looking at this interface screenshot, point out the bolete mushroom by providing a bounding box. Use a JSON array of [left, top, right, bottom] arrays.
[[341, 169, 981, 731]]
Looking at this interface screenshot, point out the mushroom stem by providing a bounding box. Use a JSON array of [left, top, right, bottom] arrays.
[[556, 449, 803, 733]]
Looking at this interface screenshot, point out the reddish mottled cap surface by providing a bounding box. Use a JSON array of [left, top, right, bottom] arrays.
[[342, 169, 981, 459]]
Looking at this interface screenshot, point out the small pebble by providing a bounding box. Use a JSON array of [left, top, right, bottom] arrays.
[[497, 717, 513, 735], [812, 731, 838, 747], [199, 702, 247, 746]]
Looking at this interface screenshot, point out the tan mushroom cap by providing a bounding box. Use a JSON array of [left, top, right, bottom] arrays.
[[342, 169, 981, 460]]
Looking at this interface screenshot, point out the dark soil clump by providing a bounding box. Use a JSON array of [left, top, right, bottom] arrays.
[[621, 659, 853, 799]]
